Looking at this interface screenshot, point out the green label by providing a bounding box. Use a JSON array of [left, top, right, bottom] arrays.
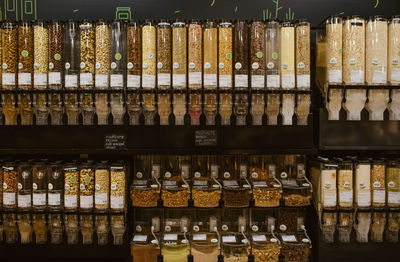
[[226, 53, 232, 60], [54, 53, 61, 61], [272, 52, 278, 60], [339, 49, 343, 54], [115, 53, 122, 61], [70, 176, 76, 183], [84, 176, 91, 184], [256, 52, 263, 59], [21, 50, 29, 57]]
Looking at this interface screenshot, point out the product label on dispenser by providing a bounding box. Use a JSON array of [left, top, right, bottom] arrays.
[[297, 75, 310, 88], [158, 73, 171, 86], [193, 180, 208, 187], [391, 68, 400, 82], [373, 190, 385, 204], [339, 190, 353, 203], [235, 74, 248, 88], [388, 191, 400, 204], [282, 74, 295, 89], [252, 234, 267, 242], [223, 180, 239, 188], [65, 75, 78, 88], [133, 235, 148, 242], [193, 234, 207, 241], [142, 74, 155, 88], [350, 70, 364, 83], [2, 73, 16, 86], [372, 70, 387, 84], [3, 192, 16, 205], [267, 75, 280, 88], [95, 74, 108, 88], [127, 75, 140, 88], [34, 73, 47, 86], [222, 235, 236, 243], [164, 234, 178, 241], [252, 181, 267, 188], [18, 194, 31, 208], [80, 195, 93, 208], [80, 73, 93, 85], [173, 74, 186, 87], [33, 193, 46, 206], [328, 70, 342, 83], [64, 195, 77, 207], [189, 72, 202, 85], [111, 196, 124, 209], [95, 192, 108, 205], [204, 74, 217, 86], [281, 235, 297, 242], [219, 75, 232, 87], [18, 73, 32, 86], [48, 193, 61, 206], [49, 72, 61, 85], [323, 193, 337, 207], [357, 192, 371, 207], [111, 74, 124, 88], [251, 75, 265, 88]]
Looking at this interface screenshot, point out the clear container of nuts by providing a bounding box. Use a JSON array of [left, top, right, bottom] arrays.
[[2, 21, 18, 89], [80, 162, 94, 210], [79, 20, 95, 89], [218, 20, 233, 89], [18, 162, 32, 210], [64, 163, 79, 211], [110, 20, 126, 90], [95, 19, 111, 90], [142, 19, 156, 89], [191, 155, 221, 208], [48, 162, 63, 210], [3, 162, 18, 209], [203, 20, 218, 89], [95, 162, 110, 210], [188, 20, 203, 89], [234, 20, 249, 89], [33, 20, 49, 89], [251, 234, 281, 262], [18, 20, 33, 89], [388, 16, 400, 85], [131, 155, 160, 207], [127, 20, 141, 89], [221, 233, 250, 262], [337, 160, 354, 209], [110, 162, 126, 212], [161, 156, 190, 207], [172, 19, 187, 89], [157, 20, 172, 89], [191, 232, 219, 262], [265, 19, 281, 89], [32, 162, 48, 210], [386, 160, 400, 208], [280, 233, 311, 262], [371, 160, 386, 208], [296, 20, 311, 90], [386, 212, 400, 242], [250, 20, 266, 89], [48, 20, 63, 89]]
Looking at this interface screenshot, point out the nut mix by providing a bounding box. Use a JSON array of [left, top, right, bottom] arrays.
[[64, 166, 79, 209], [80, 167, 94, 209], [252, 243, 280, 262], [33, 21, 49, 89], [18, 21, 33, 89], [131, 187, 159, 207], [110, 166, 126, 210], [253, 188, 282, 207], [95, 20, 111, 89], [162, 188, 190, 207], [48, 20, 63, 88], [127, 21, 141, 88], [250, 20, 266, 88], [142, 21, 157, 88], [95, 168, 109, 209], [2, 22, 18, 89], [80, 21, 95, 88], [218, 21, 233, 89], [192, 188, 221, 207], [3, 165, 18, 208], [188, 21, 202, 89]]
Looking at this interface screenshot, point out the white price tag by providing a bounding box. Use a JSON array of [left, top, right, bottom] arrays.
[[111, 196, 124, 209], [235, 74, 248, 88], [80, 73, 93, 85], [127, 75, 140, 88], [223, 180, 238, 187], [48, 193, 61, 206], [373, 190, 386, 204], [80, 195, 94, 208], [267, 75, 280, 88], [49, 72, 61, 85], [173, 74, 186, 87], [164, 234, 178, 241], [350, 70, 364, 83], [252, 181, 267, 188], [339, 190, 353, 203], [251, 75, 265, 88], [95, 193, 108, 205], [222, 235, 236, 243], [297, 75, 310, 89], [219, 75, 232, 88], [18, 194, 31, 208], [323, 193, 337, 207], [18, 73, 32, 86], [328, 70, 342, 83], [204, 74, 217, 86], [142, 74, 155, 88], [388, 191, 400, 204], [193, 180, 208, 186], [64, 195, 77, 208], [282, 74, 295, 89], [3, 193, 16, 205], [65, 75, 78, 88], [33, 193, 46, 206], [357, 192, 371, 207], [133, 235, 148, 242], [372, 70, 387, 84], [189, 72, 202, 85], [95, 74, 108, 88], [252, 234, 267, 242], [193, 234, 207, 241], [281, 235, 297, 242], [158, 73, 171, 86], [2, 73, 16, 86], [391, 68, 400, 82], [111, 74, 123, 88], [34, 73, 47, 86]]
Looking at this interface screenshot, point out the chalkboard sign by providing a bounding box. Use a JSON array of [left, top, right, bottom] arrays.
[[0, 0, 398, 26], [195, 130, 217, 146], [104, 134, 127, 150]]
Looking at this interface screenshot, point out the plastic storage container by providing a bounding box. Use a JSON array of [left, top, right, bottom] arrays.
[[251, 234, 281, 262], [221, 233, 250, 262], [2, 21, 18, 89], [337, 160, 353, 209], [265, 19, 281, 89], [95, 163, 109, 210], [157, 20, 172, 89], [110, 20, 126, 90], [131, 233, 160, 262], [326, 16, 343, 84], [80, 162, 94, 210], [48, 20, 63, 89], [161, 233, 190, 262], [234, 20, 249, 89], [3, 162, 18, 209], [18, 21, 33, 89], [18, 162, 32, 210], [142, 20, 156, 89], [250, 20, 266, 89], [355, 160, 371, 209], [218, 20, 233, 89], [172, 19, 187, 89], [33, 20, 49, 89], [64, 164, 79, 210], [280, 20, 295, 89], [386, 161, 400, 208], [371, 160, 386, 208], [79, 20, 95, 89], [127, 20, 141, 89], [110, 163, 126, 212], [32, 162, 47, 210], [280, 233, 311, 262], [203, 20, 218, 89], [188, 20, 202, 89], [389, 16, 400, 85], [296, 20, 311, 90], [191, 233, 219, 262], [95, 19, 111, 89]]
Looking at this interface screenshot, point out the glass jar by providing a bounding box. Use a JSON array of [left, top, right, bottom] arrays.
[[48, 162, 63, 210], [131, 233, 160, 262], [95, 163, 109, 210], [371, 161, 386, 208], [219, 93, 232, 125], [251, 234, 280, 262], [64, 164, 79, 210], [80, 162, 94, 210], [81, 214, 94, 245], [221, 234, 249, 262], [250, 20, 265, 89], [157, 20, 172, 89], [251, 93, 265, 125], [280, 20, 295, 89], [3, 162, 18, 209], [191, 233, 219, 262], [320, 164, 337, 210], [65, 214, 79, 245], [343, 16, 365, 85], [188, 20, 202, 89], [18, 21, 33, 89], [95, 214, 109, 245], [49, 213, 63, 244], [295, 20, 311, 90], [158, 93, 171, 125], [189, 93, 202, 125], [355, 161, 371, 208], [110, 20, 126, 89], [33, 213, 48, 244], [172, 19, 187, 89], [265, 19, 281, 89], [18, 162, 32, 210], [48, 20, 63, 89], [388, 16, 400, 85], [218, 20, 233, 89], [266, 94, 280, 125], [161, 235, 190, 262], [33, 20, 49, 89], [18, 213, 33, 244], [234, 94, 248, 126], [110, 164, 126, 212], [173, 93, 186, 125], [386, 161, 400, 208], [326, 16, 343, 84], [64, 20, 79, 89], [95, 19, 111, 89], [234, 20, 249, 89], [203, 20, 218, 89], [32, 162, 47, 210], [142, 20, 156, 89], [79, 20, 95, 89], [2, 21, 18, 89], [366, 16, 387, 85], [127, 20, 141, 89], [337, 161, 353, 209]]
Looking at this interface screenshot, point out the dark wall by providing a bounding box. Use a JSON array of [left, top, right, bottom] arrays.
[[0, 0, 399, 26]]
